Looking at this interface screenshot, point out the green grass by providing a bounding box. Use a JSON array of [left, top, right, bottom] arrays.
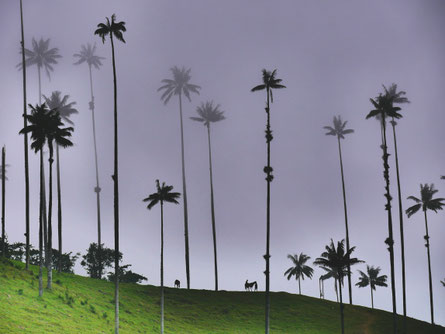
[[0, 258, 444, 333]]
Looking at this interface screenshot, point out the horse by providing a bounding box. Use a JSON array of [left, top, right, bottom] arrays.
[[245, 280, 258, 291], [174, 279, 180, 288]]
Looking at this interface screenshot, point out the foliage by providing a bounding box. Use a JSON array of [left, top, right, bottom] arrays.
[[356, 266, 387, 291], [80, 243, 122, 279], [17, 37, 61, 78], [73, 43, 105, 69], [51, 249, 80, 274], [158, 66, 201, 104], [190, 101, 225, 126], [284, 253, 314, 281], [107, 264, 147, 284], [406, 184, 445, 217]]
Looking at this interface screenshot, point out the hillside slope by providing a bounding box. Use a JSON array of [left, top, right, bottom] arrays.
[[0, 259, 444, 333]]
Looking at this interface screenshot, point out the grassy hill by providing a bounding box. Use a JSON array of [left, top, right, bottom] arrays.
[[0, 258, 444, 333]]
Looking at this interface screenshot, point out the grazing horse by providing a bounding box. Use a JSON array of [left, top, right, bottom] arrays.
[[245, 280, 258, 291], [174, 279, 180, 288]]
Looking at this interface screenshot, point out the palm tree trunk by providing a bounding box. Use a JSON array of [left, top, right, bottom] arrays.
[[207, 124, 218, 291], [38, 150, 44, 297], [1, 147, 5, 257], [380, 115, 397, 334], [19, 0, 30, 270], [178, 93, 191, 290], [110, 33, 120, 334], [335, 279, 339, 302], [160, 201, 164, 334], [339, 278, 345, 334], [370, 285, 374, 309], [56, 145, 62, 272], [264, 87, 272, 334], [298, 277, 301, 295], [337, 136, 352, 305], [89, 64, 103, 279], [423, 210, 434, 324], [47, 148, 54, 290], [391, 119, 407, 330]]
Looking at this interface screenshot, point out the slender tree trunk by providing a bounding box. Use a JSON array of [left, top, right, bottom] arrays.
[[56, 145, 62, 272], [1, 147, 5, 257], [38, 151, 44, 297], [335, 279, 339, 303], [380, 115, 397, 334], [110, 34, 120, 334], [89, 64, 103, 279], [178, 93, 191, 289], [264, 88, 272, 334], [298, 277, 301, 295], [47, 148, 54, 290], [391, 119, 407, 332], [423, 210, 434, 324], [339, 278, 345, 334], [160, 201, 164, 334], [19, 0, 30, 270], [370, 285, 374, 309], [337, 136, 352, 305], [207, 124, 218, 291]]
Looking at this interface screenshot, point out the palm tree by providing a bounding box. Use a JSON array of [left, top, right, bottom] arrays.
[[406, 183, 445, 325], [19, 0, 31, 269], [366, 93, 402, 334], [320, 269, 340, 302], [251, 68, 286, 334], [94, 14, 126, 334], [43, 91, 78, 273], [284, 253, 314, 295], [74, 43, 105, 277], [1, 147, 6, 257], [383, 83, 410, 325], [356, 265, 388, 309], [314, 239, 362, 334], [323, 115, 354, 304], [143, 180, 180, 334], [158, 66, 200, 289], [190, 101, 225, 291]]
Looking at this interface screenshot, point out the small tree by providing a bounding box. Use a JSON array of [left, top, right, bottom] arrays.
[[107, 264, 147, 284], [284, 253, 314, 295], [81, 243, 122, 279], [355, 265, 387, 309]]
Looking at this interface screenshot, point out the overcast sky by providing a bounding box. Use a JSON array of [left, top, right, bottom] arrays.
[[1, 0, 444, 326]]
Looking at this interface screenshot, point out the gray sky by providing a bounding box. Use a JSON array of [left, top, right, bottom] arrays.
[[1, 0, 445, 326]]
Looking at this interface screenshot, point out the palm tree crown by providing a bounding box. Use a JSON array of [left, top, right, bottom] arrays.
[[406, 184, 445, 217], [324, 116, 354, 139], [17, 38, 61, 79], [190, 101, 225, 126], [94, 14, 126, 44], [284, 253, 314, 281], [158, 66, 201, 104], [251, 69, 286, 102], [143, 180, 181, 209], [43, 91, 78, 125], [356, 265, 388, 290], [383, 83, 410, 105], [366, 94, 402, 121], [73, 43, 105, 69]]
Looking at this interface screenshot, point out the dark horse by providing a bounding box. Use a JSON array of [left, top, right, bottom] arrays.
[[174, 279, 180, 288], [245, 279, 258, 291]]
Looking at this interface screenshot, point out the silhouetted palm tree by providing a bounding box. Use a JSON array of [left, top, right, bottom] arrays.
[[382, 83, 410, 324], [323, 115, 354, 304], [320, 269, 340, 302], [314, 239, 362, 334], [284, 253, 314, 295], [1, 147, 6, 257], [143, 180, 180, 334], [158, 66, 200, 290], [366, 93, 401, 334], [356, 265, 388, 309], [251, 68, 285, 334], [406, 184, 445, 325], [190, 101, 225, 291], [95, 14, 126, 334], [43, 91, 78, 273], [19, 0, 31, 269], [74, 43, 105, 277]]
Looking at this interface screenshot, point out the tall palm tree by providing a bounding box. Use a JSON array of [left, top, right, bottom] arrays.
[[94, 14, 126, 334], [383, 83, 410, 325], [284, 253, 314, 295], [19, 0, 31, 269], [143, 180, 180, 334], [356, 265, 388, 309], [1, 147, 6, 257], [251, 69, 286, 334], [158, 66, 200, 290], [43, 91, 78, 273], [314, 239, 362, 334], [74, 43, 105, 277], [406, 183, 445, 325], [18, 36, 61, 269], [323, 115, 354, 304], [190, 101, 225, 291], [366, 93, 402, 334]]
